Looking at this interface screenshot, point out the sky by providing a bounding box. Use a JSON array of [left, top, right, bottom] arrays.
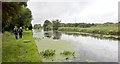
[[27, 0, 120, 25]]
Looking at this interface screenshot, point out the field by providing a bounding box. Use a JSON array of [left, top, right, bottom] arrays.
[[59, 23, 119, 35], [2, 31, 41, 62]]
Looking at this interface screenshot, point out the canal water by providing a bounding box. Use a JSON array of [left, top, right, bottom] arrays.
[[33, 29, 118, 62]]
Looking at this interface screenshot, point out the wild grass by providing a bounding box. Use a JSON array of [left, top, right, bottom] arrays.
[[59, 23, 119, 35], [2, 31, 41, 62]]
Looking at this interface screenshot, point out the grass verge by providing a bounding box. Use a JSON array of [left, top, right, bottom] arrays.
[[2, 31, 41, 62]]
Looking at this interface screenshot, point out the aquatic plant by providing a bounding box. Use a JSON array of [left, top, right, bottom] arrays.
[[40, 49, 56, 58], [60, 51, 75, 56]]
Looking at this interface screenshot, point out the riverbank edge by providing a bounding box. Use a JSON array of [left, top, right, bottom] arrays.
[[59, 31, 119, 40]]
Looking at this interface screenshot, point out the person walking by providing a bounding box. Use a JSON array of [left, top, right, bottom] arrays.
[[18, 27, 23, 38], [13, 26, 18, 39]]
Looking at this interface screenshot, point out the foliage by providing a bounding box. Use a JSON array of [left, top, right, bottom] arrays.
[[52, 19, 61, 30], [43, 20, 52, 31], [2, 2, 32, 32], [34, 24, 42, 29], [40, 49, 55, 58], [28, 24, 32, 30], [60, 23, 95, 28], [0, 3, 1, 32]]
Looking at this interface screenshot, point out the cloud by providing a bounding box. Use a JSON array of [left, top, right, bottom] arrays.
[[27, 0, 119, 25], [28, 0, 95, 2]]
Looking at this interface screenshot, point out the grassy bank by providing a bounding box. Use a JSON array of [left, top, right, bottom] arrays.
[[59, 23, 119, 35], [2, 31, 41, 62], [35, 37, 76, 62]]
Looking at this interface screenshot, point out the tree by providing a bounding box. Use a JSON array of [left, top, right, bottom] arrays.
[[2, 2, 32, 32], [0, 2, 1, 32], [52, 19, 61, 30], [43, 20, 52, 31], [34, 24, 42, 29], [28, 24, 32, 30]]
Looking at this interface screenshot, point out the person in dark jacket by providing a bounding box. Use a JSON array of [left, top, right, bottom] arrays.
[[13, 26, 18, 39], [18, 27, 23, 38]]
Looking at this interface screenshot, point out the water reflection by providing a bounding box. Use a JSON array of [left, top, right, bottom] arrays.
[[53, 31, 61, 39], [43, 30, 62, 39], [64, 32, 89, 37], [33, 29, 119, 41], [44, 32, 52, 38], [64, 32, 119, 41]]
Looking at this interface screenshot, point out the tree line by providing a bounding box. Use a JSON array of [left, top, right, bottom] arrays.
[[2, 2, 32, 32], [35, 19, 95, 31], [34, 19, 119, 31], [60, 23, 95, 28]]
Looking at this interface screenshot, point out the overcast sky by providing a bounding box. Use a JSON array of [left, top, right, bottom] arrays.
[[27, 0, 119, 25]]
